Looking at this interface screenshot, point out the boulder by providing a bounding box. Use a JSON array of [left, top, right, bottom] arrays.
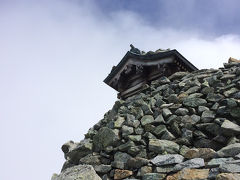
[[114, 169, 133, 179], [166, 168, 209, 180], [142, 173, 166, 180], [216, 173, 240, 180], [173, 158, 205, 171], [93, 127, 119, 151], [140, 115, 154, 126], [184, 148, 216, 160], [151, 154, 184, 166], [148, 139, 179, 154], [183, 97, 207, 107], [219, 163, 240, 173], [221, 120, 240, 136], [217, 143, 240, 157], [52, 165, 101, 180]]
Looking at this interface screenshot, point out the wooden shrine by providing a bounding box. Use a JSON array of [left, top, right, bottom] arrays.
[[104, 45, 198, 99]]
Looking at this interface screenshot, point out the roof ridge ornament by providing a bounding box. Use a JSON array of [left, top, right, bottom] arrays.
[[130, 44, 171, 56]]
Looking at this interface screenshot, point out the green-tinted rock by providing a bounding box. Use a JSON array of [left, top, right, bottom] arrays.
[[141, 115, 154, 126], [52, 165, 101, 180], [93, 127, 119, 151], [142, 173, 166, 180], [128, 135, 142, 142], [118, 140, 135, 152], [206, 93, 224, 102], [224, 88, 239, 97], [122, 125, 134, 137], [217, 143, 240, 157], [149, 139, 179, 154], [114, 116, 125, 128], [183, 98, 207, 107], [153, 125, 167, 137], [230, 107, 240, 118]]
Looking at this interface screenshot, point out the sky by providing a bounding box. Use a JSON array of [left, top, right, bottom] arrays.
[[0, 0, 240, 179]]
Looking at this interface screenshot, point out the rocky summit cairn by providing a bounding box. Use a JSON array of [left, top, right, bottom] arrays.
[[52, 61, 240, 180]]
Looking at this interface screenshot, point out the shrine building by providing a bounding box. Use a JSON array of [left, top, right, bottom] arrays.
[[104, 45, 198, 99]]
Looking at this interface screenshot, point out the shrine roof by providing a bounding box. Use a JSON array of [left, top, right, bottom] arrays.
[[104, 46, 198, 85]]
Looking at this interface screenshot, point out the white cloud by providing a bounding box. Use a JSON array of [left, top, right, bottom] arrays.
[[0, 1, 240, 180]]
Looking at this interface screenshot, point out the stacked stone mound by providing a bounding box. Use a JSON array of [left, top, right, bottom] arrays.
[[53, 62, 240, 180]]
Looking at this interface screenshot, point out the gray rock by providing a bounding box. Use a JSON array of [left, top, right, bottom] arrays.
[[64, 139, 93, 164], [201, 110, 216, 122], [114, 116, 125, 128], [202, 87, 214, 95], [94, 165, 112, 173], [137, 166, 152, 177], [141, 115, 154, 126], [151, 154, 184, 166], [198, 106, 209, 113], [142, 173, 166, 180], [188, 93, 204, 98], [221, 119, 240, 136], [154, 114, 165, 124], [148, 139, 179, 154], [220, 98, 237, 108], [152, 125, 167, 137], [61, 160, 75, 172], [114, 151, 132, 163], [182, 128, 193, 141], [79, 154, 101, 165], [143, 132, 156, 139], [128, 145, 141, 156], [207, 93, 224, 102], [162, 108, 172, 117], [191, 114, 201, 124], [131, 107, 144, 119], [167, 94, 178, 103], [224, 88, 239, 97], [52, 165, 101, 180], [93, 127, 119, 151], [135, 127, 144, 135], [193, 130, 208, 139], [227, 137, 240, 145], [118, 140, 135, 151], [196, 123, 220, 136], [173, 158, 205, 171], [217, 143, 240, 157], [111, 161, 125, 169], [161, 129, 176, 140], [61, 141, 78, 154], [169, 71, 189, 80], [155, 166, 175, 173], [128, 135, 142, 142], [141, 104, 153, 115], [185, 86, 201, 94], [126, 114, 140, 128], [208, 168, 220, 179], [183, 97, 207, 107], [127, 157, 149, 169], [175, 108, 189, 116], [230, 107, 240, 119], [122, 125, 134, 137], [207, 158, 234, 167], [219, 163, 240, 173]]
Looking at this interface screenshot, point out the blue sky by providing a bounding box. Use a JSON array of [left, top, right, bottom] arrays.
[[95, 0, 240, 36], [0, 1, 240, 180]]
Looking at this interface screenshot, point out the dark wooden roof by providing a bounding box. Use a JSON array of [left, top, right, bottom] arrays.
[[104, 49, 198, 92]]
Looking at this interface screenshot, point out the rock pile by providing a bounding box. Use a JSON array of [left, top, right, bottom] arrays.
[[52, 62, 240, 180]]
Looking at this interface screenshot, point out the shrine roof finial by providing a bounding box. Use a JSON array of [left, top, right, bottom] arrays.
[[129, 44, 171, 56]]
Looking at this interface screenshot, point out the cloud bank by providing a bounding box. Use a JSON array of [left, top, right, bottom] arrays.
[[0, 1, 240, 180]]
